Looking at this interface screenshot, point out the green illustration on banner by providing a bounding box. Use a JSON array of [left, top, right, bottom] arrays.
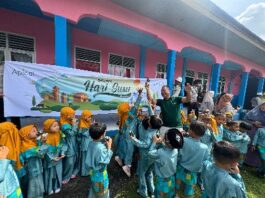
[[31, 75, 146, 113]]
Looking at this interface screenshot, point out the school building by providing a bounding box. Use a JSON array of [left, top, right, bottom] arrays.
[[1, 0, 265, 112]]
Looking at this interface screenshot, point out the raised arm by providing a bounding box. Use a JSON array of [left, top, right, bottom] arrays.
[[145, 81, 157, 105], [181, 84, 192, 103]]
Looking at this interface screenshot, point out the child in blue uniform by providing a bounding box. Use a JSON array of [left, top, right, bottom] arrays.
[[19, 125, 48, 198], [78, 110, 93, 176], [251, 127, 265, 176], [115, 88, 143, 177], [201, 141, 247, 198], [149, 128, 184, 198], [176, 121, 209, 197], [43, 119, 67, 195], [214, 113, 226, 142], [130, 104, 163, 197], [223, 121, 250, 165], [86, 123, 113, 198], [60, 107, 79, 184], [0, 145, 23, 198]]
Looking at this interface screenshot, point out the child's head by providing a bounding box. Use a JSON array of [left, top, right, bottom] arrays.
[[19, 125, 38, 139], [189, 121, 206, 138], [214, 113, 226, 125], [239, 122, 252, 132], [89, 122, 107, 140], [213, 141, 240, 170], [142, 115, 163, 130], [150, 115, 163, 130], [164, 128, 184, 149], [227, 121, 239, 132], [259, 103, 265, 112], [79, 110, 93, 129], [225, 112, 233, 122], [60, 107, 76, 125], [44, 119, 60, 133]]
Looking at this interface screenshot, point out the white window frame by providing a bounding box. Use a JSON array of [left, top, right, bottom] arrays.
[[198, 72, 209, 92], [0, 31, 36, 63], [74, 46, 101, 72], [155, 63, 167, 79], [218, 76, 226, 94], [108, 53, 135, 78], [185, 69, 195, 84]]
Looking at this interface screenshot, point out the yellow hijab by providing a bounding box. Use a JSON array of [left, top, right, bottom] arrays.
[[180, 110, 188, 125], [0, 122, 23, 170], [117, 102, 130, 129], [210, 116, 219, 135], [19, 125, 37, 153], [60, 107, 75, 126], [43, 119, 61, 147], [79, 110, 93, 129]]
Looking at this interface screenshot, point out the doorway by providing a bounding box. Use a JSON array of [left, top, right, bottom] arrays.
[[244, 75, 259, 109]]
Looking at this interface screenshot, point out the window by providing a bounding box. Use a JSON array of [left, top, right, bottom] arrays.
[[75, 47, 101, 72], [185, 70, 195, 85], [108, 54, 135, 77], [0, 32, 35, 94], [155, 63, 167, 79], [198, 72, 208, 91], [218, 76, 226, 94]]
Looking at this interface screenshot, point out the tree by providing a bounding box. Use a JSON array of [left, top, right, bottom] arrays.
[[32, 95, 36, 107]]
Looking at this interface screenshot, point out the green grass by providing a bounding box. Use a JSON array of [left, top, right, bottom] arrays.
[[115, 166, 264, 198]]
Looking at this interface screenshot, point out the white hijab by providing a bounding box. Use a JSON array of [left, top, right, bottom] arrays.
[[202, 91, 214, 103]]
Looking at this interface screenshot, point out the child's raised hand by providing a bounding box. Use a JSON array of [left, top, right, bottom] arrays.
[[40, 134, 48, 143], [106, 137, 113, 149], [0, 146, 9, 160], [152, 135, 161, 144]]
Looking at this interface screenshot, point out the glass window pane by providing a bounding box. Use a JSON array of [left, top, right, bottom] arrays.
[[11, 51, 32, 63]]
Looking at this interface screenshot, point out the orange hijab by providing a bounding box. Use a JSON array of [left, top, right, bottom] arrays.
[[0, 122, 23, 170], [60, 107, 75, 126], [117, 102, 130, 129], [79, 110, 93, 129], [19, 125, 37, 153], [43, 119, 61, 147]]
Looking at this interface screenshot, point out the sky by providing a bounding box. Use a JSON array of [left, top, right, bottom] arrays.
[[211, 0, 265, 40]]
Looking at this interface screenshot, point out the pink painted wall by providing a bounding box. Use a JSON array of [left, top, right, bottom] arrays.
[[145, 49, 167, 78], [35, 0, 265, 76], [0, 8, 54, 64], [72, 28, 140, 76], [220, 69, 242, 95]]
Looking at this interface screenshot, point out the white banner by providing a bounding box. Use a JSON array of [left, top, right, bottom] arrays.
[[4, 61, 166, 117]]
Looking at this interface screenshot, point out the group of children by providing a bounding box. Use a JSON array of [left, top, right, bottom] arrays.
[[0, 106, 114, 198], [1, 90, 265, 198], [112, 87, 265, 198]]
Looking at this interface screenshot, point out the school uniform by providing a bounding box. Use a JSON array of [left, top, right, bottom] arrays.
[[61, 124, 79, 182], [252, 127, 265, 173], [148, 143, 178, 198], [223, 129, 250, 154], [20, 143, 48, 198], [78, 128, 92, 176], [176, 137, 209, 196], [86, 141, 113, 198], [43, 139, 67, 194], [0, 159, 23, 198], [201, 161, 247, 198], [117, 95, 142, 166]]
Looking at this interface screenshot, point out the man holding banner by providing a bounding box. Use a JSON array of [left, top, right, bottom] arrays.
[[145, 82, 191, 134]]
